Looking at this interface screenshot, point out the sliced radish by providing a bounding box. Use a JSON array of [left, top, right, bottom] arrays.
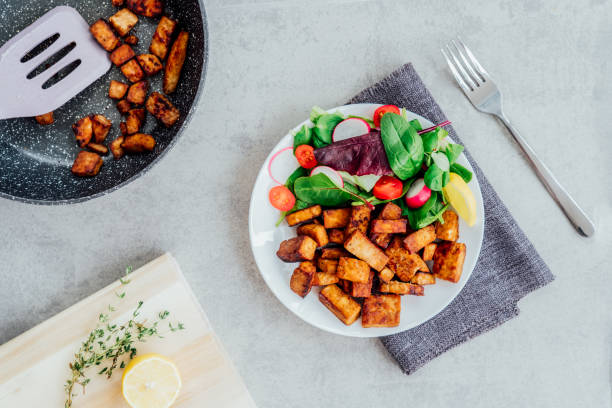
[[332, 118, 370, 142], [310, 166, 344, 188], [405, 178, 431, 209], [268, 146, 299, 185]]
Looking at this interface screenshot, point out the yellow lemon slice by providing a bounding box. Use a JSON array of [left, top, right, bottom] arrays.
[[121, 353, 181, 408], [442, 173, 478, 226]]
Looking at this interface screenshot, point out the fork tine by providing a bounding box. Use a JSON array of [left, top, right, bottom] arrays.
[[441, 48, 471, 94], [450, 39, 482, 85], [445, 43, 478, 90], [456, 36, 490, 80]]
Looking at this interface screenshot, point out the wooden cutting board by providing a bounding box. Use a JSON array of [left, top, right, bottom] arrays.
[[0, 253, 256, 407]]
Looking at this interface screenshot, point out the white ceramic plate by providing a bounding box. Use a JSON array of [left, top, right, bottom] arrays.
[[248, 104, 485, 337]]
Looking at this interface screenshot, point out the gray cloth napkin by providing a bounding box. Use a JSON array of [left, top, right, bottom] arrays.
[[349, 63, 555, 375]]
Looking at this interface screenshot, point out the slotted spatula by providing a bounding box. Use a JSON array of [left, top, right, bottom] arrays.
[[0, 6, 110, 120]]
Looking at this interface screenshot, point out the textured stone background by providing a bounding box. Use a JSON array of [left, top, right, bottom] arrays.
[[1, 1, 611, 407]]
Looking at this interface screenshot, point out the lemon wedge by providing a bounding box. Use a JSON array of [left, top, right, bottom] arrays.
[[442, 173, 478, 226], [121, 353, 181, 408]]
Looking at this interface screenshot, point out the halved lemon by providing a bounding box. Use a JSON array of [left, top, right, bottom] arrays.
[[121, 353, 181, 408], [442, 173, 478, 226]]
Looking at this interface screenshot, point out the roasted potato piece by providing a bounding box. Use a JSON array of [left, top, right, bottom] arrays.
[[320, 247, 351, 260], [403, 225, 436, 254], [380, 202, 402, 220], [110, 137, 125, 159], [378, 267, 394, 284], [370, 232, 392, 249], [91, 114, 111, 143], [35, 111, 54, 125], [276, 236, 317, 262], [327, 229, 345, 244], [126, 108, 145, 134], [433, 242, 466, 283], [285, 205, 322, 226], [411, 272, 436, 285], [109, 80, 129, 99], [313, 272, 339, 286], [422, 243, 437, 262], [90, 19, 119, 51], [379, 281, 424, 296], [86, 143, 109, 155], [319, 285, 361, 326], [121, 59, 145, 83], [362, 294, 401, 328], [290, 261, 316, 297], [317, 258, 338, 274], [71, 151, 103, 177], [112, 0, 125, 6], [385, 238, 429, 282], [297, 223, 329, 247], [435, 210, 459, 242], [344, 230, 389, 272], [149, 16, 177, 60], [336, 257, 370, 283], [145, 92, 180, 127], [126, 0, 162, 17], [163, 31, 188, 94], [124, 34, 138, 45], [323, 208, 351, 229], [350, 269, 374, 298], [109, 8, 138, 37], [117, 99, 132, 115], [126, 81, 148, 105], [110, 44, 135, 67], [136, 54, 163, 76], [370, 219, 407, 234], [345, 205, 371, 236], [121, 133, 155, 153], [72, 116, 93, 147]]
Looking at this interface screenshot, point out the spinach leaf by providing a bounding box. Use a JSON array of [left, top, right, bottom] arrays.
[[380, 113, 424, 180], [286, 167, 308, 192], [310, 106, 327, 123], [337, 171, 381, 192], [431, 151, 450, 171], [445, 143, 464, 164], [312, 112, 344, 148], [294, 173, 354, 206], [450, 163, 473, 183], [399, 191, 449, 230], [424, 164, 445, 191], [293, 125, 312, 152], [421, 131, 439, 153], [409, 119, 422, 131]]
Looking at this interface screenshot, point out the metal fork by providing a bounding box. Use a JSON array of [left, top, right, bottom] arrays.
[[442, 38, 595, 237]]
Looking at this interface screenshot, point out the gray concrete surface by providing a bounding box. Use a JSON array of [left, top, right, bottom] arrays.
[[1, 0, 611, 407]]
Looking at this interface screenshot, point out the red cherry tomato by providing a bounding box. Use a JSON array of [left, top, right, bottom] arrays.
[[372, 176, 403, 200], [269, 186, 296, 211], [295, 144, 318, 169], [373, 105, 400, 127]]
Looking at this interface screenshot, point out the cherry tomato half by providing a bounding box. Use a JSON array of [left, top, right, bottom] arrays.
[[373, 104, 400, 128], [269, 186, 296, 211], [372, 176, 403, 200], [295, 144, 318, 169]]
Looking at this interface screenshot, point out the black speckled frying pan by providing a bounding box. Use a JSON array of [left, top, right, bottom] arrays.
[[0, 0, 208, 204]]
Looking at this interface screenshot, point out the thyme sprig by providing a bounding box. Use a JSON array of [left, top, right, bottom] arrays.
[[64, 266, 185, 408]]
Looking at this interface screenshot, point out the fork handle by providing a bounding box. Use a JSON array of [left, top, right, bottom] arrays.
[[496, 114, 595, 237]]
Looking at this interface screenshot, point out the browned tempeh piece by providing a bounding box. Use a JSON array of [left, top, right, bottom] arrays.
[[276, 236, 317, 262], [361, 294, 401, 328], [285, 205, 322, 226], [163, 31, 189, 94], [433, 242, 466, 283], [344, 230, 389, 272], [403, 225, 436, 254], [319, 285, 361, 326]]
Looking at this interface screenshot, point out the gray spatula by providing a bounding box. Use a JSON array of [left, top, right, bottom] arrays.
[[0, 6, 111, 120]]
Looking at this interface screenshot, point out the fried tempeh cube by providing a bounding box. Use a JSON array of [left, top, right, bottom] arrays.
[[91, 114, 111, 143], [110, 137, 125, 159], [379, 281, 424, 296], [119, 122, 128, 136], [328, 229, 345, 244], [297, 223, 329, 247], [289, 261, 316, 297], [370, 219, 408, 234], [109, 8, 138, 37], [411, 272, 436, 285], [344, 230, 389, 272], [312, 272, 339, 286], [136, 54, 163, 76], [378, 267, 394, 284], [109, 80, 129, 99], [285, 205, 322, 226], [385, 238, 429, 282], [323, 208, 351, 229], [435, 210, 459, 242], [71, 151, 103, 177], [126, 81, 148, 105], [317, 258, 338, 274], [422, 243, 437, 262], [149, 16, 177, 60], [90, 19, 119, 52], [35, 111, 54, 125], [362, 294, 401, 328], [380, 202, 402, 220], [403, 225, 436, 254], [433, 242, 466, 283], [126, 0, 162, 17], [320, 247, 351, 259], [350, 269, 374, 297], [163, 31, 188, 94], [112, 0, 125, 6], [370, 232, 392, 249], [336, 257, 370, 283], [72, 116, 93, 147], [319, 285, 361, 326], [146, 92, 180, 127], [276, 236, 317, 262], [126, 108, 145, 134], [121, 59, 145, 83], [121, 133, 155, 153], [117, 99, 132, 115], [345, 205, 371, 236], [124, 34, 138, 45], [86, 143, 109, 155]]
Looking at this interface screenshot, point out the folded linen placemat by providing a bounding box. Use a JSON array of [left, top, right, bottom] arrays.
[[349, 63, 555, 375]]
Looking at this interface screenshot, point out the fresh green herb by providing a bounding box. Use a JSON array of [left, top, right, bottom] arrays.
[[294, 173, 372, 208], [450, 162, 473, 183], [380, 113, 424, 180], [293, 125, 313, 152], [119, 266, 133, 285], [445, 143, 464, 164]]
